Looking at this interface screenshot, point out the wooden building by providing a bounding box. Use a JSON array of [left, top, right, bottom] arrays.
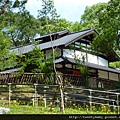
[[3, 28, 120, 88]]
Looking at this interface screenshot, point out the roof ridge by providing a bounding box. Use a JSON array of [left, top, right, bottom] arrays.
[[35, 29, 70, 40], [70, 28, 95, 35]]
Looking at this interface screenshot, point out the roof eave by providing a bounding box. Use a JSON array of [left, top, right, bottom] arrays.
[[65, 30, 97, 47]]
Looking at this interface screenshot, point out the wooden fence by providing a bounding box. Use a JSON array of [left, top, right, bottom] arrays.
[[0, 83, 60, 107], [0, 73, 117, 89], [0, 73, 119, 113], [0, 83, 120, 114], [64, 86, 120, 114]]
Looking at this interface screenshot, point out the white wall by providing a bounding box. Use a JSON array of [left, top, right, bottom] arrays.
[[87, 54, 98, 64], [63, 49, 86, 61], [63, 49, 108, 66], [98, 57, 108, 66], [63, 49, 75, 59]]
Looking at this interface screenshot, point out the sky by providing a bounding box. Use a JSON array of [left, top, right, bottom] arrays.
[[26, 0, 110, 22]]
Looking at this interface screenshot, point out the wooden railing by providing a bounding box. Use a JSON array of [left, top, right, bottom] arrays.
[[0, 73, 117, 89], [0, 83, 120, 114], [0, 73, 56, 85], [64, 86, 120, 114]]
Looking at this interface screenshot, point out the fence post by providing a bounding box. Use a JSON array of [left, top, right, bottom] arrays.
[[112, 100, 116, 113], [34, 83, 38, 106], [8, 83, 11, 106], [116, 93, 119, 114], [89, 89, 92, 111], [32, 95, 35, 106], [44, 86, 49, 108]]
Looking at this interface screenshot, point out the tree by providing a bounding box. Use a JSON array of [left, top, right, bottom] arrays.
[[0, 0, 28, 15], [1, 0, 41, 47], [52, 18, 72, 32], [0, 0, 10, 15], [19, 47, 53, 73], [69, 44, 89, 77], [110, 61, 120, 69], [38, 0, 65, 113], [80, 3, 107, 31], [19, 46, 57, 85], [109, 50, 120, 68], [80, 0, 120, 56], [5, 11, 41, 47], [69, 21, 82, 32], [92, 0, 120, 58], [37, 0, 60, 35], [0, 1, 27, 71], [0, 25, 16, 71]]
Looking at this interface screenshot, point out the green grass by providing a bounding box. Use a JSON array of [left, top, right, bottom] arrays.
[[0, 85, 118, 114], [0, 103, 117, 114]]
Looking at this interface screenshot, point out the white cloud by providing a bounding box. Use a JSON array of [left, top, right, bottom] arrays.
[[54, 0, 110, 6], [25, 0, 110, 22], [54, 0, 110, 22], [25, 0, 42, 17]]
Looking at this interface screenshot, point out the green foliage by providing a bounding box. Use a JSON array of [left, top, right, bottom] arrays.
[[79, 65, 89, 77], [0, 0, 41, 47], [71, 44, 89, 77], [55, 18, 72, 32], [19, 46, 53, 74], [0, 102, 116, 114], [76, 58, 89, 77], [0, 0, 28, 14], [81, 0, 120, 54], [38, 0, 73, 35], [1, 0, 82, 48], [0, 30, 17, 71], [114, 81, 120, 88], [109, 61, 120, 69], [38, 0, 60, 35], [80, 3, 107, 30], [2, 10, 41, 47], [69, 21, 82, 32]]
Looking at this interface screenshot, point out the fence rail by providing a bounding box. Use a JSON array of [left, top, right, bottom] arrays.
[[0, 82, 120, 114], [64, 86, 120, 114], [0, 73, 119, 113], [0, 73, 117, 89]]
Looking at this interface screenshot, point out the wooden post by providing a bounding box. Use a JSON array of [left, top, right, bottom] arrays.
[[34, 83, 37, 106], [43, 86, 49, 108], [112, 100, 116, 113], [89, 89, 92, 111], [60, 85, 64, 113], [32, 95, 35, 106], [8, 83, 11, 106], [57, 75, 65, 113], [117, 93, 119, 114], [44, 89, 46, 108]]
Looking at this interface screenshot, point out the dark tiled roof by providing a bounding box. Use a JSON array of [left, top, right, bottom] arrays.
[[35, 29, 70, 40], [10, 28, 97, 55], [0, 68, 20, 73], [10, 44, 35, 55], [55, 57, 120, 74], [38, 28, 97, 50], [1, 57, 120, 74]]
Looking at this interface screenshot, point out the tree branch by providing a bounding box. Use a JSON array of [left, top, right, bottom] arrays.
[[0, 0, 9, 15]]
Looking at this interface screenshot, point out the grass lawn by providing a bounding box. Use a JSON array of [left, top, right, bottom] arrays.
[[0, 85, 118, 115], [0, 103, 117, 114]]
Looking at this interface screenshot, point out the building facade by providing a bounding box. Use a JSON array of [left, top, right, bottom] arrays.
[[3, 28, 120, 88]]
